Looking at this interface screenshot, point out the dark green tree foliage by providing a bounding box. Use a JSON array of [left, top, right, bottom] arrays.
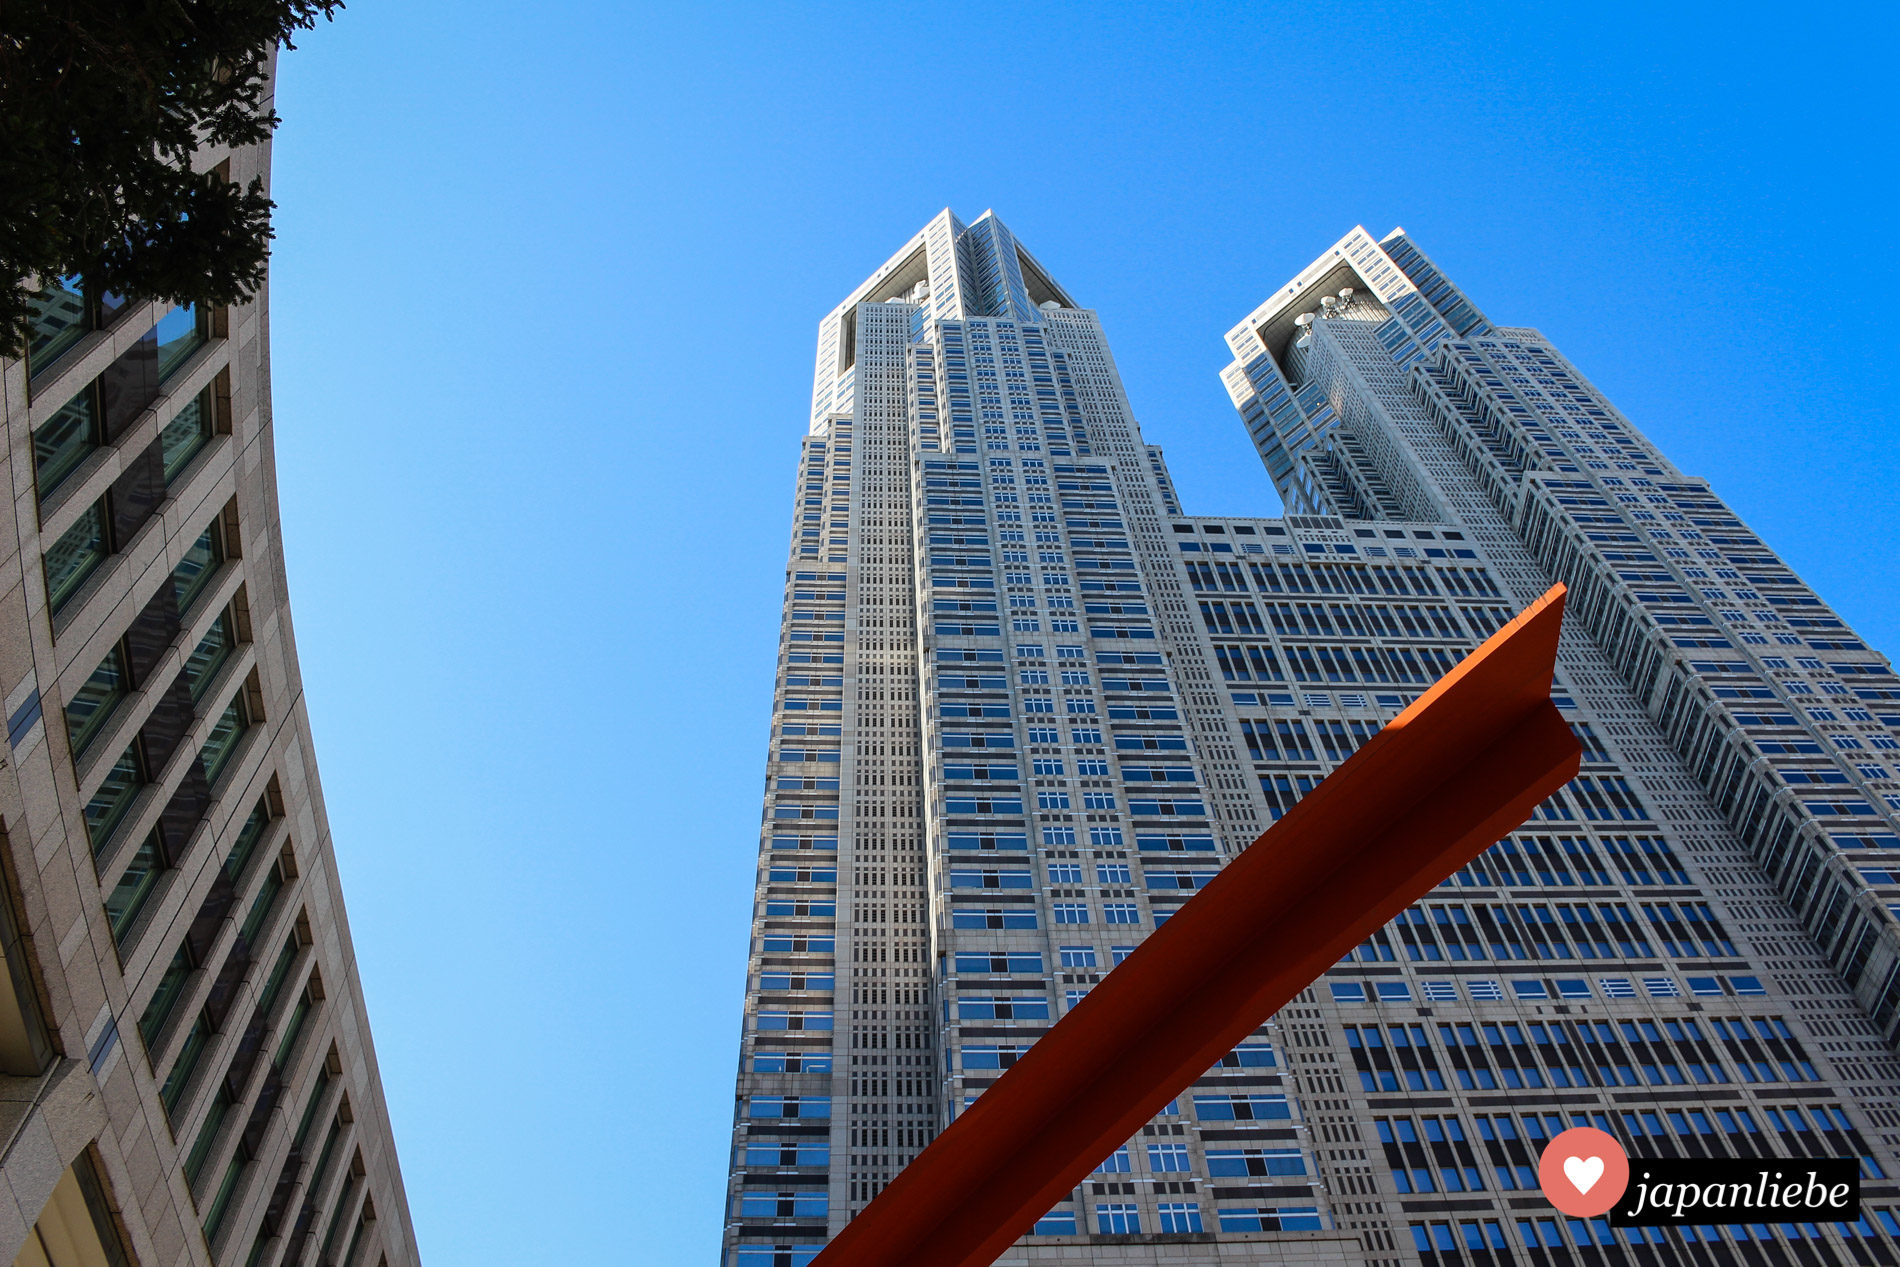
[[0, 0, 341, 356]]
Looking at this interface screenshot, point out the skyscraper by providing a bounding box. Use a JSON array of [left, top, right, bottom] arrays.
[[725, 212, 1900, 1267], [0, 52, 416, 1267]]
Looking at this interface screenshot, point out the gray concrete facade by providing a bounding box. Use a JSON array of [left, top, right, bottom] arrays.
[[0, 52, 417, 1267]]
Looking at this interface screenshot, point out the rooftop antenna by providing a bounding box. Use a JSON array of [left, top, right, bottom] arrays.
[[1293, 311, 1315, 349]]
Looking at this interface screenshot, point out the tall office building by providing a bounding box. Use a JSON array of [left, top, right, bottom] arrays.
[[725, 212, 1900, 1267], [0, 51, 416, 1267]]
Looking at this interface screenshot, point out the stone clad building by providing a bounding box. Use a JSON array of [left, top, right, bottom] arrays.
[[0, 51, 416, 1267]]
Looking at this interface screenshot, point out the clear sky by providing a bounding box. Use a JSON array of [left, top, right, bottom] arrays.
[[264, 3, 1898, 1261]]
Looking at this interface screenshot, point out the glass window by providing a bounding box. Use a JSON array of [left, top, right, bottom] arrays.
[[1033, 1209, 1076, 1236], [201, 1154, 246, 1242], [65, 646, 129, 755], [96, 288, 129, 328], [26, 278, 128, 380], [734, 1252, 818, 1267], [291, 1065, 332, 1153], [238, 865, 284, 949], [138, 946, 193, 1047], [26, 276, 90, 374], [160, 1010, 209, 1116], [104, 829, 163, 944], [154, 305, 203, 379], [32, 388, 100, 498], [183, 1087, 233, 1187], [159, 388, 213, 481], [221, 799, 271, 884], [171, 523, 223, 614], [44, 501, 108, 612], [181, 613, 234, 702], [271, 988, 311, 1071], [256, 937, 300, 1027], [200, 693, 251, 786], [82, 744, 144, 855]]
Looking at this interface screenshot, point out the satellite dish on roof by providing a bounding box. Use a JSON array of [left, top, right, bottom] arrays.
[[1039, 300, 1061, 311], [1294, 312, 1314, 328], [1339, 287, 1355, 302]]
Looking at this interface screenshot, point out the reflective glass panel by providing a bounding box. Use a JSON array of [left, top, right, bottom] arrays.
[[171, 525, 222, 614], [160, 1012, 208, 1114], [138, 947, 192, 1046], [154, 304, 203, 379], [65, 646, 129, 754], [159, 390, 213, 481], [45, 502, 107, 611], [32, 388, 99, 498], [181, 613, 233, 702], [222, 799, 270, 884], [200, 694, 249, 785], [83, 745, 143, 854], [26, 277, 88, 376], [104, 829, 162, 943]]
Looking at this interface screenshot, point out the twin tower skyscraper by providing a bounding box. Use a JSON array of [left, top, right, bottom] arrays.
[[724, 211, 1900, 1267]]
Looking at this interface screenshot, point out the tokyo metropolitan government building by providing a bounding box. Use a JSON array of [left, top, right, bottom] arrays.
[[724, 211, 1900, 1267]]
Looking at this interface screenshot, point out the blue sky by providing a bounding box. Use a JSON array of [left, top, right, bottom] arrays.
[[265, 3, 1898, 1260]]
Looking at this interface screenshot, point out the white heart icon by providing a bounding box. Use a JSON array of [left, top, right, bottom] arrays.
[[1564, 1155, 1605, 1194]]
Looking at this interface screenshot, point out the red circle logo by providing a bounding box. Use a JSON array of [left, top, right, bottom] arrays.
[[1538, 1127, 1629, 1217]]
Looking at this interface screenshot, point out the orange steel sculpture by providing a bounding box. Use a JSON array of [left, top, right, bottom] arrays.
[[810, 583, 1582, 1267]]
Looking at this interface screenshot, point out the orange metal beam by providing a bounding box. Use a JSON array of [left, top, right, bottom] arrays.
[[808, 583, 1581, 1267]]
